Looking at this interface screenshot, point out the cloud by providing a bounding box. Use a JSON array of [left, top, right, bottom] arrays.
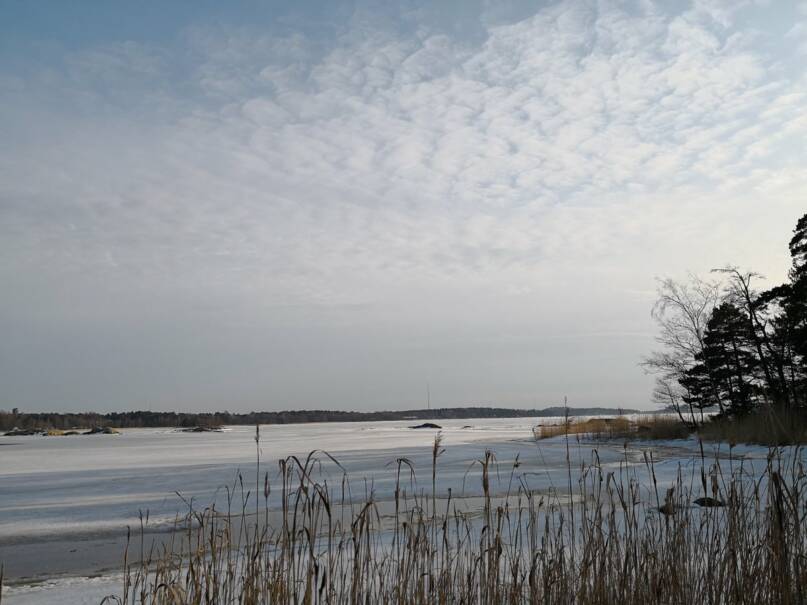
[[0, 0, 805, 410]]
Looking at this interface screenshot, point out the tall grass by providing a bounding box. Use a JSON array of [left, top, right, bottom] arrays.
[[699, 408, 807, 446], [90, 435, 807, 605], [533, 410, 807, 446], [533, 415, 692, 441]]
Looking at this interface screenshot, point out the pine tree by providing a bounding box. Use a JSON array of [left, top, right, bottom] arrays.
[[678, 357, 718, 418], [786, 214, 807, 365], [783, 213, 807, 403], [677, 302, 759, 417], [701, 303, 759, 416]]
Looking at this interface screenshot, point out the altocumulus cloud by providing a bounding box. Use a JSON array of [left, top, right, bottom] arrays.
[[0, 0, 805, 411]]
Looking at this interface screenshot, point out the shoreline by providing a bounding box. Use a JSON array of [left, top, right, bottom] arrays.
[[1, 406, 646, 434]]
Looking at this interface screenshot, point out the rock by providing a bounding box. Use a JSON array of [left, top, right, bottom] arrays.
[[84, 426, 120, 435], [693, 496, 725, 507], [180, 426, 223, 433], [410, 422, 442, 429], [3, 427, 44, 436]]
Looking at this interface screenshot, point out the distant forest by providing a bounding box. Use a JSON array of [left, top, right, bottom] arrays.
[[644, 212, 807, 426], [0, 406, 638, 431]]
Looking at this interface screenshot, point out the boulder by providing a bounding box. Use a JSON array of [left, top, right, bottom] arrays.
[[84, 426, 120, 435], [3, 427, 44, 436], [180, 426, 223, 433]]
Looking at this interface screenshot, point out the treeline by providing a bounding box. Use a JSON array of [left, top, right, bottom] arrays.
[[0, 406, 637, 432], [645, 212, 806, 425]]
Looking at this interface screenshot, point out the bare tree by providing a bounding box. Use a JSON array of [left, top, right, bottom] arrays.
[[642, 275, 723, 418], [652, 377, 699, 428]]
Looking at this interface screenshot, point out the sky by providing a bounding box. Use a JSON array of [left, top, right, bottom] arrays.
[[0, 0, 805, 413]]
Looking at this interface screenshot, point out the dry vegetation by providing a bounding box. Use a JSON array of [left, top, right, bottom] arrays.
[[534, 410, 807, 446], [533, 414, 692, 441], [698, 409, 807, 446], [32, 434, 801, 604]]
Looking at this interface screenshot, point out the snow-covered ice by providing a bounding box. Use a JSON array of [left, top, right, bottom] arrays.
[[0, 417, 795, 603]]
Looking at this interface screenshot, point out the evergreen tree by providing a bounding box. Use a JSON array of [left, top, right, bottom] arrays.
[[783, 213, 807, 403], [786, 214, 807, 366], [650, 212, 807, 418], [758, 213, 807, 407], [678, 356, 718, 418], [677, 303, 759, 417], [701, 302, 759, 416]]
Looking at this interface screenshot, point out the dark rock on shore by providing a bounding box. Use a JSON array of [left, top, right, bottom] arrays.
[[83, 426, 120, 435], [3, 427, 44, 436], [410, 422, 442, 429], [180, 426, 224, 433], [4, 427, 119, 436]]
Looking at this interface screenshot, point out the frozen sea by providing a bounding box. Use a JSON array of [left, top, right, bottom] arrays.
[[0, 416, 780, 603]]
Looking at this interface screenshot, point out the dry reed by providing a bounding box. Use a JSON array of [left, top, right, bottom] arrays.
[[534, 415, 693, 442], [81, 434, 807, 605]]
